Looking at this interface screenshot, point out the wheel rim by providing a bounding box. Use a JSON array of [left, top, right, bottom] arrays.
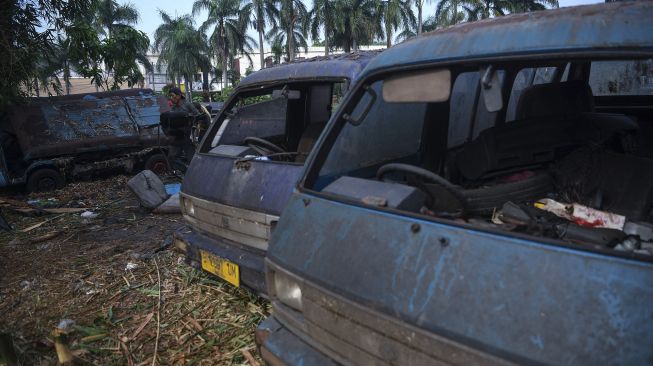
[[38, 177, 57, 191], [151, 160, 168, 175]]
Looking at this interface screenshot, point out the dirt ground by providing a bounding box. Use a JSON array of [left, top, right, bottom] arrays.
[[0, 175, 270, 365]]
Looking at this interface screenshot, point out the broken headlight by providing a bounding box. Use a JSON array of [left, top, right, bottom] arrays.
[[182, 197, 195, 216], [272, 270, 303, 312]]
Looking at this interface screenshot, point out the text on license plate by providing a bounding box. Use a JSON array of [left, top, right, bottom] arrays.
[[200, 250, 240, 287]]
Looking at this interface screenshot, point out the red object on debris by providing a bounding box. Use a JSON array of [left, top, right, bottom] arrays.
[[534, 198, 626, 230], [501, 170, 536, 183]]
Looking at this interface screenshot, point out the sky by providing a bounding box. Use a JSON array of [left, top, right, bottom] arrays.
[[120, 0, 602, 50]]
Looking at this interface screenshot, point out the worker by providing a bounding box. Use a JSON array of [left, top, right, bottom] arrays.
[[168, 87, 199, 115]]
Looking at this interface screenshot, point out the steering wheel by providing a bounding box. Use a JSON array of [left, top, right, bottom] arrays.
[[376, 163, 467, 215], [243, 136, 286, 156]]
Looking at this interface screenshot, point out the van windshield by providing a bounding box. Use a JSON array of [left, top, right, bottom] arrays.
[[312, 57, 653, 259], [201, 80, 347, 163]]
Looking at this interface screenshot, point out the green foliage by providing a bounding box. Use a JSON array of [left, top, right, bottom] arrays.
[[192, 94, 206, 103], [0, 0, 93, 107], [194, 0, 255, 87], [266, 0, 309, 61], [154, 11, 211, 99], [0, 0, 151, 108], [90, 0, 151, 90], [242, 94, 272, 105], [161, 83, 175, 97], [213, 86, 236, 102], [100, 26, 151, 90]]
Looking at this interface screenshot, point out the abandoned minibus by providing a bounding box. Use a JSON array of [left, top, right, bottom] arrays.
[[176, 53, 377, 294], [258, 2, 653, 365]]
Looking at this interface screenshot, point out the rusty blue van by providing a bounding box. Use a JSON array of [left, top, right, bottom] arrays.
[[175, 53, 377, 294], [257, 2, 653, 365]]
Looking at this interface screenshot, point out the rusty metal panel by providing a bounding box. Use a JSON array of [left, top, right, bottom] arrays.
[[238, 51, 378, 88], [267, 193, 653, 365], [125, 94, 169, 128], [180, 193, 278, 251], [363, 2, 653, 78], [182, 154, 304, 215], [9, 92, 169, 160]]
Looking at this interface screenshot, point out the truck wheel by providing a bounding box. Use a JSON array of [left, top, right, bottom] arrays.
[[27, 168, 64, 192], [144, 153, 170, 175]]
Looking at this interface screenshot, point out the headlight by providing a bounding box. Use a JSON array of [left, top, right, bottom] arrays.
[[182, 197, 195, 216], [273, 270, 303, 312]]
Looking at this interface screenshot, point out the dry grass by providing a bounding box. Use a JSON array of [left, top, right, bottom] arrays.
[[0, 176, 270, 365]]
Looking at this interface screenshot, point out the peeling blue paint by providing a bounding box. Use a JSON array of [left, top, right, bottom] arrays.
[[530, 335, 544, 351]]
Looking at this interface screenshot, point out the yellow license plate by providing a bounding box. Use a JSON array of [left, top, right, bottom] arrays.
[[200, 250, 240, 287]]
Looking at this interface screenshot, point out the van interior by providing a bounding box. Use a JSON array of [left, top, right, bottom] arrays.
[[311, 58, 653, 258], [202, 81, 346, 163]]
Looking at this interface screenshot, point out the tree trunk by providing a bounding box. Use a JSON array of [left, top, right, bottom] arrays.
[[202, 69, 209, 101], [386, 23, 392, 48], [184, 74, 192, 100], [64, 61, 71, 95], [258, 25, 265, 69], [221, 46, 228, 88], [352, 38, 358, 52], [288, 29, 295, 61], [324, 26, 329, 56], [418, 0, 423, 35], [33, 78, 40, 97]]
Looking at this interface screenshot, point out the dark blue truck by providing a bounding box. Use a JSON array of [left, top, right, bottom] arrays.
[[175, 53, 377, 295], [257, 2, 653, 365], [0, 89, 172, 191]]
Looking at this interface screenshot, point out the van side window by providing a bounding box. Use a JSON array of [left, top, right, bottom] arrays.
[[589, 59, 653, 95], [506, 67, 558, 121], [447, 72, 480, 148]]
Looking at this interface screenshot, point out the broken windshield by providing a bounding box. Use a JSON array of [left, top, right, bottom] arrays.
[[311, 57, 653, 259]]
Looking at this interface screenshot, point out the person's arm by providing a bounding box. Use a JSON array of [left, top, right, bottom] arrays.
[[184, 101, 200, 115]]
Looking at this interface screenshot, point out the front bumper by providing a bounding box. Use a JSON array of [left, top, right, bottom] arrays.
[[174, 228, 267, 295], [256, 316, 337, 366]]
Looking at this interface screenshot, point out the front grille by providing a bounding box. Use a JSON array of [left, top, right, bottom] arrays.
[[181, 193, 278, 251], [278, 277, 511, 366]]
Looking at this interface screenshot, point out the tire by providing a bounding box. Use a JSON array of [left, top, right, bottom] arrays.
[[462, 173, 554, 214], [144, 153, 170, 176], [27, 168, 64, 192]]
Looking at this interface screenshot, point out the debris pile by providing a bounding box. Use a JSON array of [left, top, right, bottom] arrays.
[[0, 175, 269, 365]]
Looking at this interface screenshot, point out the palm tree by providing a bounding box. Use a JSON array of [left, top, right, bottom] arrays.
[[510, 0, 558, 13], [310, 0, 336, 55], [435, 0, 477, 26], [154, 11, 211, 99], [249, 0, 278, 68], [332, 0, 379, 52], [379, 0, 415, 48], [470, 0, 512, 19], [394, 14, 437, 42], [90, 0, 151, 90], [194, 0, 253, 87], [271, 38, 285, 63], [92, 0, 139, 38], [415, 0, 425, 34], [268, 0, 309, 61]]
